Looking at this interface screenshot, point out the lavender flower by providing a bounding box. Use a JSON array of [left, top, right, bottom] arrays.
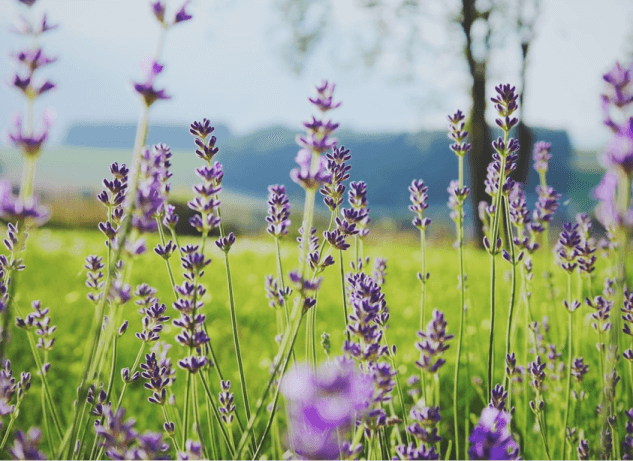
[[602, 117, 633, 174], [344, 272, 389, 364], [468, 407, 520, 460], [218, 380, 236, 425], [321, 145, 351, 211], [447, 180, 470, 225], [602, 61, 633, 116], [490, 383, 508, 412], [555, 222, 581, 275], [415, 309, 453, 373], [0, 361, 30, 418], [624, 408, 633, 459], [372, 258, 387, 287], [280, 360, 373, 460], [98, 162, 129, 247], [571, 357, 589, 382], [578, 439, 590, 460], [15, 300, 55, 350], [140, 351, 173, 405], [348, 181, 370, 238], [9, 427, 46, 460], [266, 185, 291, 237], [135, 299, 169, 343], [7, 113, 53, 158], [133, 59, 170, 107], [407, 404, 442, 445], [393, 442, 439, 460], [132, 144, 172, 233], [179, 440, 203, 460], [409, 179, 431, 230], [189, 120, 223, 234], [291, 81, 341, 190], [533, 141, 552, 176]]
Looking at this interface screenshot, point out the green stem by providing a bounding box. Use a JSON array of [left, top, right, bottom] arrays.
[[198, 369, 237, 457], [192, 377, 210, 460], [383, 329, 411, 444], [503, 195, 517, 387], [488, 253, 496, 400], [339, 249, 350, 344], [562, 274, 573, 459], [223, 252, 252, 428]]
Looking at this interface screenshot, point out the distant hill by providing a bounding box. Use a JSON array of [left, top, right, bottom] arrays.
[[64, 122, 233, 150], [61, 122, 575, 214]]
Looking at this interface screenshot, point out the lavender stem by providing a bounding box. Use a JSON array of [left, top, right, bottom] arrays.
[[562, 274, 573, 459]]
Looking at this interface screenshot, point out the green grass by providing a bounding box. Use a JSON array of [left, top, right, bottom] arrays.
[[2, 226, 631, 459]]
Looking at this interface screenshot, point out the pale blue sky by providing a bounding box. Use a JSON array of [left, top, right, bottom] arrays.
[[1, 0, 632, 150]]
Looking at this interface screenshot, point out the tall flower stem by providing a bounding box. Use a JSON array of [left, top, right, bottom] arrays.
[[339, 249, 350, 343], [419, 229, 427, 331], [274, 238, 290, 327], [383, 328, 411, 444], [453, 155, 466, 460], [561, 273, 573, 459], [198, 373, 236, 457], [503, 196, 517, 384], [182, 371, 192, 447], [64, 106, 150, 459]]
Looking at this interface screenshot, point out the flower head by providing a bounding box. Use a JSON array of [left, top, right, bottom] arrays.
[[469, 407, 520, 460], [281, 360, 373, 460]]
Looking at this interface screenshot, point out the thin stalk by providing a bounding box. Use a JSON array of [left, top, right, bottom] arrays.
[[419, 228, 427, 331], [503, 196, 517, 387], [192, 377, 210, 460], [42, 376, 53, 454], [114, 342, 146, 412], [453, 155, 466, 460], [205, 398, 218, 460], [65, 105, 149, 459], [561, 274, 573, 459], [274, 238, 290, 326], [383, 329, 411, 444], [198, 369, 237, 457], [161, 406, 182, 454], [537, 412, 551, 460], [339, 249, 350, 344], [183, 371, 192, 447], [223, 252, 252, 428], [156, 217, 178, 299], [0, 416, 16, 451], [488, 253, 497, 400]]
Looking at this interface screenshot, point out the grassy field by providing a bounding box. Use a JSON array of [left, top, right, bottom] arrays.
[[2, 225, 631, 459]]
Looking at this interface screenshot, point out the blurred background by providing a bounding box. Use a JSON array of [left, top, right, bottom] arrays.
[[1, 0, 632, 241]]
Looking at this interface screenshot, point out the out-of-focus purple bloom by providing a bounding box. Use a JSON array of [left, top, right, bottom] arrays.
[[9, 427, 46, 460], [578, 439, 590, 460], [309, 80, 342, 113], [133, 59, 170, 107], [533, 141, 552, 176], [554, 222, 580, 274], [0, 361, 30, 418], [7, 113, 51, 158], [602, 117, 633, 174], [468, 407, 520, 460], [179, 440, 203, 460], [623, 408, 633, 459], [372, 258, 387, 287], [12, 13, 59, 36], [173, 1, 193, 24], [0, 181, 49, 226], [280, 360, 373, 460], [415, 309, 453, 374], [533, 185, 561, 225], [266, 184, 291, 237], [447, 180, 470, 224], [290, 149, 331, 190], [393, 442, 440, 460], [407, 404, 442, 445], [601, 62, 633, 128], [13, 48, 56, 73], [151, 1, 166, 23]]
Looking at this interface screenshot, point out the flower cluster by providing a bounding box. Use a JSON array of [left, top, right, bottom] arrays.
[[624, 407, 633, 459], [280, 361, 373, 460], [623, 290, 633, 362], [468, 407, 520, 460], [291, 81, 340, 190], [9, 427, 46, 461], [218, 380, 236, 425], [8, 0, 57, 160], [0, 360, 31, 420], [97, 163, 129, 247], [555, 222, 581, 275], [533, 141, 552, 177], [140, 350, 173, 405], [406, 404, 442, 447], [94, 404, 169, 460], [266, 185, 291, 237], [151, 1, 193, 28], [321, 145, 351, 211], [595, 61, 633, 230], [15, 300, 55, 351], [409, 179, 431, 230], [172, 245, 210, 373], [132, 144, 172, 233], [415, 309, 453, 373], [348, 181, 371, 239], [188, 120, 223, 234], [0, 182, 49, 227]]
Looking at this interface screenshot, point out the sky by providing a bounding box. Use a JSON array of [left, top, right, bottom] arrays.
[[0, 0, 632, 151]]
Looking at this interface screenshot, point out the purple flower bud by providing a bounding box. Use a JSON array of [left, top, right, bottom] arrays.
[[173, 1, 192, 24], [215, 232, 236, 252], [469, 407, 520, 460]]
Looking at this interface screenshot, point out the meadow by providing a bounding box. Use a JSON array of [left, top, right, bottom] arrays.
[[2, 222, 631, 460], [3, 1, 633, 460]]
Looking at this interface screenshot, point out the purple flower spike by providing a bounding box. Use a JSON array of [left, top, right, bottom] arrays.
[[281, 360, 373, 460], [309, 80, 342, 112], [9, 428, 46, 460], [554, 222, 581, 273], [602, 117, 633, 174], [533, 141, 552, 175], [415, 309, 453, 374], [448, 109, 472, 157], [8, 114, 50, 158], [409, 179, 431, 230], [290, 149, 332, 190], [173, 1, 193, 24], [133, 59, 170, 107], [13, 48, 57, 73], [469, 407, 520, 460], [151, 1, 166, 24], [266, 184, 291, 237]]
